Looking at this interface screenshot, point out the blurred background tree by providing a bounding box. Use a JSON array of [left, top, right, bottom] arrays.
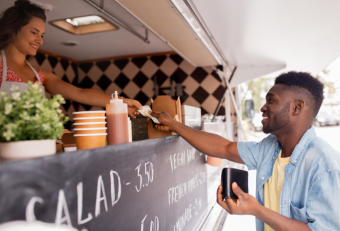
[[316, 69, 340, 107]]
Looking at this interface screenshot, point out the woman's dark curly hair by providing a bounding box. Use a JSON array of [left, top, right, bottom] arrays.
[[0, 0, 46, 50], [275, 71, 324, 117]]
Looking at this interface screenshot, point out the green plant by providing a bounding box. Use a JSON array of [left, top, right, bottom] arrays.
[[0, 83, 69, 142]]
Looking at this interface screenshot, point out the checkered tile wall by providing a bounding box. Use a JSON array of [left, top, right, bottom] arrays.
[[31, 52, 231, 121], [76, 54, 228, 115]]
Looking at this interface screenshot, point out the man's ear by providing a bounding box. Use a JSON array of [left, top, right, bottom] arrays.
[[293, 100, 304, 115]]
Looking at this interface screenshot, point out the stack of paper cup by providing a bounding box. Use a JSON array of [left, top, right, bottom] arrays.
[[73, 111, 107, 150]]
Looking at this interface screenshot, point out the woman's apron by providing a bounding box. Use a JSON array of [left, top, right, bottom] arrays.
[[0, 49, 45, 95]]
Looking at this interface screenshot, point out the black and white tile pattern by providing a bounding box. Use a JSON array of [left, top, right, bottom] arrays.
[[31, 52, 230, 121]]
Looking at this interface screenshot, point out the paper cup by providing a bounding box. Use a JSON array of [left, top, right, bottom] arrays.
[[73, 117, 106, 123], [74, 127, 107, 134], [73, 122, 106, 128], [73, 111, 106, 118], [74, 133, 107, 150], [206, 156, 223, 167]]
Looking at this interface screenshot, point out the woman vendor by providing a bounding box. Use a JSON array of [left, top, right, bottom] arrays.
[[0, 0, 143, 118]]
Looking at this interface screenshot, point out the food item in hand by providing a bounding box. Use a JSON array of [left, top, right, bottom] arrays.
[[138, 106, 161, 124]]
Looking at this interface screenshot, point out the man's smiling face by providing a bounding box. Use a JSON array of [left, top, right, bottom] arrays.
[[261, 84, 293, 135]]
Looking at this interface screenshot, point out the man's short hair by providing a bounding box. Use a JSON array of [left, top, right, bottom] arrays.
[[275, 71, 324, 117]]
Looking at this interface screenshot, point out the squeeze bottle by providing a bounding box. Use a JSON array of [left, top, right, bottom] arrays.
[[106, 91, 129, 145]]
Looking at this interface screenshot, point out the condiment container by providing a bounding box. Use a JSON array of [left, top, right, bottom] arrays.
[[128, 117, 132, 142], [106, 91, 129, 145]]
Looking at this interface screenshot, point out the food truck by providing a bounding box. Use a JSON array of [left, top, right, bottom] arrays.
[[1, 0, 340, 230]]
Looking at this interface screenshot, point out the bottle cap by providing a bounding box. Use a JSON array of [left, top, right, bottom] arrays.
[[110, 91, 123, 103]]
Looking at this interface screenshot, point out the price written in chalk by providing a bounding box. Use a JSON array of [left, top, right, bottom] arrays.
[[141, 215, 159, 231], [135, 161, 154, 192], [194, 197, 203, 216]]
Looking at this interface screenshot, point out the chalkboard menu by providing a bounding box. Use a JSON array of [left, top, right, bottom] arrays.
[[0, 136, 207, 230]]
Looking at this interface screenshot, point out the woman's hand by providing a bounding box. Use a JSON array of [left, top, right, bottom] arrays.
[[217, 183, 260, 216], [43, 71, 143, 118], [43, 70, 143, 118], [122, 98, 143, 118]]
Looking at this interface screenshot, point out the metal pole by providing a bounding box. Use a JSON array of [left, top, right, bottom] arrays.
[[235, 85, 243, 141], [211, 67, 237, 122], [219, 70, 248, 141], [83, 0, 150, 43], [224, 85, 233, 140]]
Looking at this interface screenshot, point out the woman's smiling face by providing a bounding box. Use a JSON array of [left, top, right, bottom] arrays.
[[11, 17, 45, 56]]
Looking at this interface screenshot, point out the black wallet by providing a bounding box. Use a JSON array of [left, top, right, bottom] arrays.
[[221, 168, 249, 200]]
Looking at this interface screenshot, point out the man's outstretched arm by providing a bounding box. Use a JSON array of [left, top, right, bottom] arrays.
[[150, 111, 244, 164]]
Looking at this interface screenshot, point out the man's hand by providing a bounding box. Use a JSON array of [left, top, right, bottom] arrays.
[[149, 111, 175, 132], [217, 183, 260, 216], [217, 184, 312, 231], [122, 98, 143, 118]]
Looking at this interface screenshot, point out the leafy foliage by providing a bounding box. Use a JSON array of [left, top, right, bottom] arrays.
[[316, 69, 340, 106], [0, 83, 69, 142]]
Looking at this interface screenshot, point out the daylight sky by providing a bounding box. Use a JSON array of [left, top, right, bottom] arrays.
[[324, 56, 340, 89]]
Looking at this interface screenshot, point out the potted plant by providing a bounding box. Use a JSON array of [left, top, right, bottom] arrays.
[[0, 83, 68, 161]]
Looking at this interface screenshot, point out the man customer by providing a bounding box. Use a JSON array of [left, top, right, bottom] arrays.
[[150, 71, 340, 231]]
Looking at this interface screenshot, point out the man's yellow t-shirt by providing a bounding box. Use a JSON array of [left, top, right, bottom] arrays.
[[264, 150, 290, 231]]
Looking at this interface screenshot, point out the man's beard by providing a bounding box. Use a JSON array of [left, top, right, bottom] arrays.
[[263, 102, 291, 134]]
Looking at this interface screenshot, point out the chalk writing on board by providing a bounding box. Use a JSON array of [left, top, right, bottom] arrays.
[[26, 197, 44, 222], [169, 148, 196, 172], [1, 136, 207, 231], [172, 197, 203, 231], [77, 183, 93, 224], [135, 161, 154, 192], [173, 202, 193, 231], [24, 169, 123, 226], [168, 171, 206, 206], [141, 215, 159, 231], [194, 197, 203, 215]]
